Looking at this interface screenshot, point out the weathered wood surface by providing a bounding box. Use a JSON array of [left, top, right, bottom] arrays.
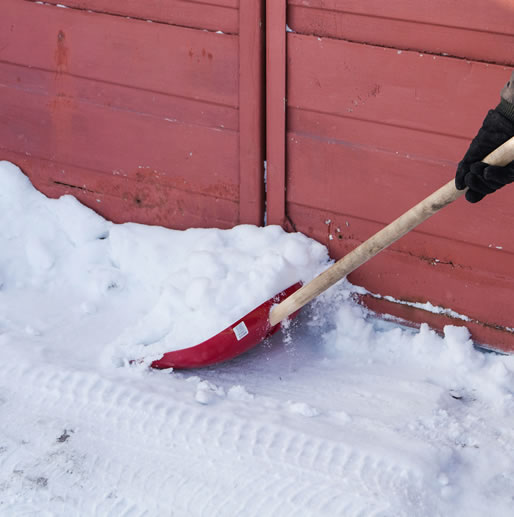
[[0, 0, 265, 228], [288, 0, 514, 65], [278, 6, 514, 350], [25, 0, 239, 34]]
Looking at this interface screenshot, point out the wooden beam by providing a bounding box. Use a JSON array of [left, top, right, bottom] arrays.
[[266, 0, 287, 226], [239, 0, 266, 225]]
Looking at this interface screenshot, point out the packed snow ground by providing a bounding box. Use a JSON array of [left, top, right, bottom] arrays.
[[1, 161, 513, 516]]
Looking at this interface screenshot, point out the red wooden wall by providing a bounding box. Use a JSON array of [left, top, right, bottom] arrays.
[[0, 0, 265, 228], [1, 0, 514, 352], [267, 0, 514, 352]]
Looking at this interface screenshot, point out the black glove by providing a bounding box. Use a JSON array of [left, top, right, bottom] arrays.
[[456, 102, 514, 203]]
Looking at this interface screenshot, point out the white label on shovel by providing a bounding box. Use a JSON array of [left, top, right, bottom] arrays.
[[233, 321, 249, 341]]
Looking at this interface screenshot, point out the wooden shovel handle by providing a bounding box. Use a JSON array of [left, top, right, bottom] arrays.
[[269, 136, 514, 326]]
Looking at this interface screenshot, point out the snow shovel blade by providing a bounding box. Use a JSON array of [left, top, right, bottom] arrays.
[[151, 282, 302, 370]]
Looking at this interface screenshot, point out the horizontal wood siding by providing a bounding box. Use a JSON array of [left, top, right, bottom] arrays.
[[0, 0, 264, 229], [24, 0, 240, 34], [285, 2, 514, 350], [288, 0, 514, 65], [1, 0, 512, 351]]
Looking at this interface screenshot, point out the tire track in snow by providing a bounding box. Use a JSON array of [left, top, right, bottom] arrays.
[[0, 363, 434, 516]]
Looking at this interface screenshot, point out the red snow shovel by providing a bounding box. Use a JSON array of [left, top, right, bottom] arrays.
[[151, 137, 514, 370]]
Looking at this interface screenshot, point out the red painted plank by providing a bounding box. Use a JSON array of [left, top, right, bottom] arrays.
[[0, 62, 239, 132], [1, 0, 239, 108], [288, 108, 468, 166], [287, 34, 511, 139], [2, 151, 239, 229], [288, 0, 514, 46], [0, 85, 240, 199], [266, 0, 287, 227], [288, 0, 514, 38], [25, 0, 239, 34], [288, 5, 514, 66], [238, 0, 265, 225]]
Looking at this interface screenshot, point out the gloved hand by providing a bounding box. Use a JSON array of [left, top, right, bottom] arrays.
[[457, 160, 514, 203], [456, 104, 514, 203]]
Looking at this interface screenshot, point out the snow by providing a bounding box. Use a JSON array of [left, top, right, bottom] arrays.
[[1, 161, 514, 516]]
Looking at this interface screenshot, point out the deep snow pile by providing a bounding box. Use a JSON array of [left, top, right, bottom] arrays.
[[0, 161, 329, 367], [1, 161, 514, 517]]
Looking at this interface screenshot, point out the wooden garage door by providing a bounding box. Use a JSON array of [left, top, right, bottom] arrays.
[[0, 0, 265, 228], [267, 0, 514, 351]]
